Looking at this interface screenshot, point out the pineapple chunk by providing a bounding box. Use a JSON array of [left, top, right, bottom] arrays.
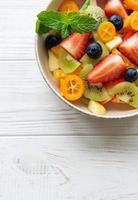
[[48, 51, 59, 71], [88, 100, 106, 115], [106, 36, 122, 51]]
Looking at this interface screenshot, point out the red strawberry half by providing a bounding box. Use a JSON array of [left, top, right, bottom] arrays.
[[119, 32, 138, 65], [122, 30, 135, 41], [104, 0, 128, 19], [104, 78, 125, 89], [60, 33, 90, 60], [87, 54, 127, 83]]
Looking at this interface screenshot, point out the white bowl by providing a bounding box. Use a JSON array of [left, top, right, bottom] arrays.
[[35, 0, 138, 119]]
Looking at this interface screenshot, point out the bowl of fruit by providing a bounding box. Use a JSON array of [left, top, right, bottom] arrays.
[[35, 0, 138, 118]]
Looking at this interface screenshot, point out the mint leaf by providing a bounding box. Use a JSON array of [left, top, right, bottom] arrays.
[[71, 15, 99, 33], [36, 20, 51, 34], [37, 10, 68, 30], [67, 12, 79, 19], [36, 9, 99, 37], [61, 25, 70, 38]]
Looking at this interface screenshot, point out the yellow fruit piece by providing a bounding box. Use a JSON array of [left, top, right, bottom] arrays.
[[60, 78, 65, 96], [60, 74, 84, 101], [97, 21, 116, 42], [88, 100, 106, 115], [53, 69, 66, 81], [123, 11, 138, 30], [106, 36, 122, 51], [123, 16, 132, 29], [59, 0, 79, 12], [51, 45, 61, 57], [130, 11, 138, 31], [124, 0, 138, 11], [48, 51, 59, 71]]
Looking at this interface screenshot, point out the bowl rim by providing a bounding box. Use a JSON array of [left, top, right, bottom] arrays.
[[35, 0, 138, 119]]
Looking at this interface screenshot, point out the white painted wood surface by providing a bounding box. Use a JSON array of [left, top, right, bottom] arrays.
[[0, 136, 138, 200], [0, 0, 138, 199], [0, 0, 138, 135]]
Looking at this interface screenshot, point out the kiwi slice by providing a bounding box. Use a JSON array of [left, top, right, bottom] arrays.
[[84, 83, 110, 102], [59, 48, 80, 74], [80, 41, 109, 66], [110, 82, 138, 108]]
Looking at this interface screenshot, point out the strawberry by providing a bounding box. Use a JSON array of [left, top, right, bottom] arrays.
[[104, 78, 125, 89], [60, 33, 90, 60], [122, 30, 135, 41], [104, 0, 128, 19], [119, 32, 138, 65], [87, 54, 127, 83]]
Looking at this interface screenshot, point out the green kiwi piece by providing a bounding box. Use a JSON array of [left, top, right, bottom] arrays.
[[59, 48, 80, 74], [110, 82, 138, 108], [84, 83, 110, 102], [79, 64, 93, 79], [80, 41, 109, 66]]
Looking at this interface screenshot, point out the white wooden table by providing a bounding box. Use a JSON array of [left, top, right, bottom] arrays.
[[0, 0, 138, 199]]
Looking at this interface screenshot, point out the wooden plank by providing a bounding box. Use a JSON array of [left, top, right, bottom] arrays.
[[0, 136, 138, 200], [0, 60, 138, 135], [0, 0, 50, 60]]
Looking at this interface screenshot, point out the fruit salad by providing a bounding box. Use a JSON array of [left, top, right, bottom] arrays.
[[36, 0, 138, 115]]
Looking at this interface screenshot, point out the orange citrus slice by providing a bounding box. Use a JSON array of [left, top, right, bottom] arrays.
[[59, 0, 79, 12], [60, 75, 84, 101], [130, 11, 138, 31], [97, 21, 116, 42]]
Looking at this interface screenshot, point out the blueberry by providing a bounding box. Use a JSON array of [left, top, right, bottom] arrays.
[[109, 15, 123, 31], [124, 68, 138, 82], [86, 42, 102, 59], [44, 34, 62, 49]]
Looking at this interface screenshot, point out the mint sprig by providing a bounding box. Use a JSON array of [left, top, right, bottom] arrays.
[[36, 9, 99, 38], [70, 15, 98, 33], [36, 20, 51, 34]]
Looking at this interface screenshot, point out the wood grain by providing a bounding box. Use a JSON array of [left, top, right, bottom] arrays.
[[0, 0, 138, 135], [0, 136, 138, 200], [0, 0, 138, 199], [0, 0, 49, 60], [0, 60, 138, 135]]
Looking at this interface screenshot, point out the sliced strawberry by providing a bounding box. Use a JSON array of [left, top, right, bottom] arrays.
[[119, 32, 138, 65], [104, 0, 128, 19], [60, 33, 90, 60], [104, 78, 125, 89], [122, 30, 135, 41], [87, 54, 127, 83]]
